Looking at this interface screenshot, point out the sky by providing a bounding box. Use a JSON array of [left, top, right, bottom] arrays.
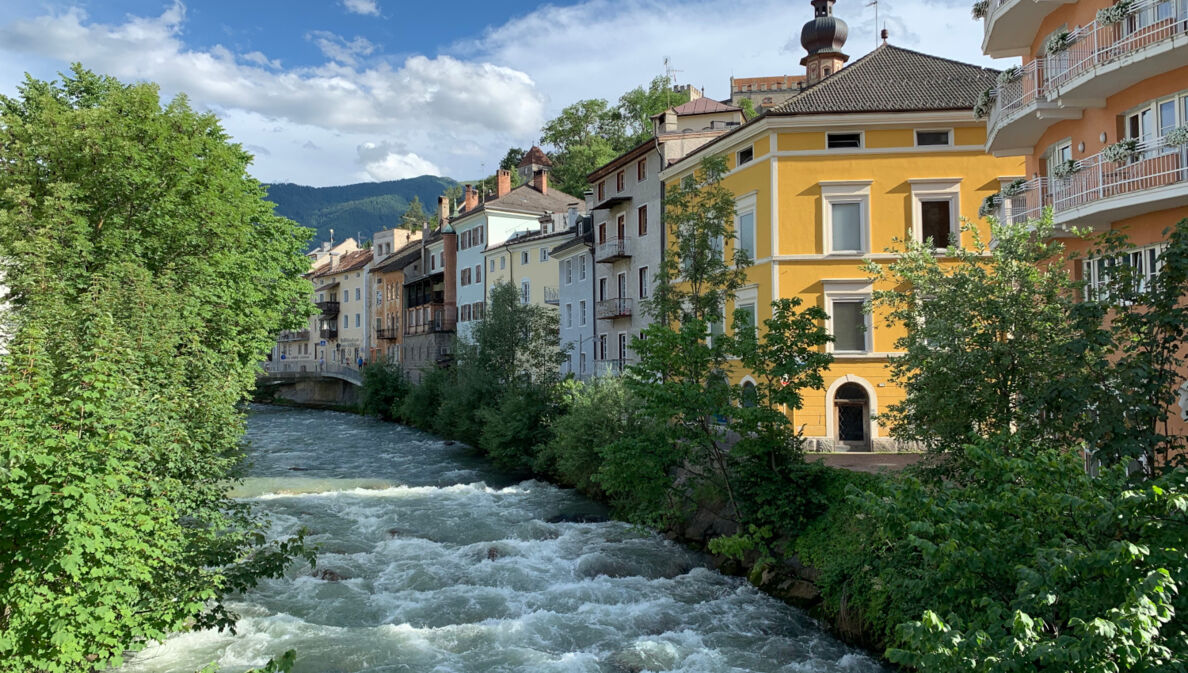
[[0, 0, 1010, 187]]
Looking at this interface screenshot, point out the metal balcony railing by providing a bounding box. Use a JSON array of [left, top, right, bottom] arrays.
[[1049, 138, 1188, 214], [316, 300, 340, 317], [997, 177, 1051, 226], [404, 319, 446, 336], [544, 286, 560, 305], [595, 237, 631, 263], [376, 327, 401, 340], [277, 329, 310, 342], [319, 327, 338, 340], [1045, 0, 1188, 90], [988, 59, 1046, 130], [596, 297, 633, 319]]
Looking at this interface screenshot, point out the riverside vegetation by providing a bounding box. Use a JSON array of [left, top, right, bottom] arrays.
[[0, 68, 315, 673], [364, 157, 1188, 672]]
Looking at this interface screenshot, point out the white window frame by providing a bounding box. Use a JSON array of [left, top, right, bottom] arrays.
[[820, 181, 872, 255], [823, 279, 873, 354], [565, 259, 573, 284], [579, 299, 587, 326], [737, 145, 754, 166], [913, 128, 953, 147], [540, 247, 549, 262], [909, 179, 962, 251], [521, 251, 529, 265], [735, 193, 758, 260]]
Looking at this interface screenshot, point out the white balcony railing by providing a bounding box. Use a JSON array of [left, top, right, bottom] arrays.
[[988, 59, 1046, 129], [594, 237, 631, 263], [1049, 138, 1188, 213], [998, 177, 1051, 226], [1045, 0, 1188, 90]]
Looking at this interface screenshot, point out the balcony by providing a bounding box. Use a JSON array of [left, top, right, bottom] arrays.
[[986, 60, 1081, 156], [596, 357, 634, 376], [997, 177, 1052, 226], [1043, 0, 1188, 102], [319, 327, 338, 340], [376, 327, 401, 340], [404, 319, 446, 336], [982, 0, 1076, 58], [316, 300, 340, 317], [544, 286, 560, 305], [596, 297, 633, 320], [277, 329, 310, 342], [1048, 138, 1188, 227], [595, 237, 631, 263]]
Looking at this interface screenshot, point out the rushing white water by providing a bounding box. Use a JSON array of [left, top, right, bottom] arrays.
[[119, 405, 886, 673]]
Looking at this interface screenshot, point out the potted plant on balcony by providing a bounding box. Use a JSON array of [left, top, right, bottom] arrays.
[[1001, 178, 1028, 198], [974, 87, 995, 119], [979, 192, 1003, 218], [997, 66, 1022, 86], [1050, 159, 1081, 180], [1044, 30, 1073, 55], [972, 0, 989, 19], [1165, 125, 1188, 147], [1102, 137, 1141, 164], [1096, 0, 1133, 25]]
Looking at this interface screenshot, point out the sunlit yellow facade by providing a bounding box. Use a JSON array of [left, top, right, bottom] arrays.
[[663, 114, 1024, 450]]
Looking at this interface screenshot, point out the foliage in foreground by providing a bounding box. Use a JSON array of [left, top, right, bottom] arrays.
[[0, 67, 314, 672]]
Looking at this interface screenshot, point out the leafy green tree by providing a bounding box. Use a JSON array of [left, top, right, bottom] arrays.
[[737, 98, 757, 120], [359, 363, 411, 420], [0, 66, 313, 672], [400, 194, 428, 230], [499, 147, 526, 172], [618, 75, 690, 145], [540, 98, 626, 197], [864, 215, 1106, 467]]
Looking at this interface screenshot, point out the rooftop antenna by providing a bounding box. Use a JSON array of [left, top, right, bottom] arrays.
[[664, 56, 683, 106], [865, 0, 879, 48]]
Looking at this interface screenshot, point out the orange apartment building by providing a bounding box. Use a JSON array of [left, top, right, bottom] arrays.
[[979, 0, 1188, 428]]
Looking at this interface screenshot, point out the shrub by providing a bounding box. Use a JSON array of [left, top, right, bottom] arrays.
[[359, 363, 410, 420], [478, 383, 556, 472], [397, 366, 450, 429]]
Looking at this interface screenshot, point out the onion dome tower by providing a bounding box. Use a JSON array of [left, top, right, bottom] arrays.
[[800, 0, 849, 85]]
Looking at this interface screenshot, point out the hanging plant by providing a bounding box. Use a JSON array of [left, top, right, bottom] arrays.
[[997, 66, 1022, 86], [979, 192, 1003, 218], [973, 87, 995, 119], [972, 0, 989, 18], [1050, 159, 1081, 180], [1001, 178, 1028, 198], [1096, 0, 1133, 25], [1164, 125, 1188, 146], [1044, 30, 1073, 54], [1102, 137, 1140, 163]]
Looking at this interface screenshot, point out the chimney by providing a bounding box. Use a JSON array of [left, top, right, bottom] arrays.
[[463, 185, 478, 212], [442, 230, 458, 332], [533, 169, 548, 195], [437, 195, 450, 225], [496, 169, 511, 198]]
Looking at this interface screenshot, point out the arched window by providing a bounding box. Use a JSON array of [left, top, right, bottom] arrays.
[[835, 382, 869, 448], [741, 381, 758, 408]]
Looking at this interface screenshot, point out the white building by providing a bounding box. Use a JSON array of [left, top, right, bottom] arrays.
[[550, 215, 595, 378]]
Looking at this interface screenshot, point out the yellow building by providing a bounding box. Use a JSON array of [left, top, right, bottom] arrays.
[[661, 7, 1024, 451]]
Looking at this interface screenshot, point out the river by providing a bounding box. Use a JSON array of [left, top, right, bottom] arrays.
[[120, 405, 887, 673]]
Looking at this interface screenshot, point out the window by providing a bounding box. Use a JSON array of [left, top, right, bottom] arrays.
[[343, 291, 349, 304], [461, 304, 471, 322], [462, 230, 470, 249], [355, 313, 361, 328], [638, 205, 648, 236], [579, 256, 587, 280], [915, 130, 951, 146], [490, 259, 495, 272], [521, 251, 529, 265], [639, 266, 649, 298], [911, 179, 961, 250], [460, 268, 471, 286], [580, 352, 587, 374], [737, 210, 756, 259], [921, 201, 951, 248], [618, 333, 627, 359], [474, 264, 481, 283], [566, 303, 573, 328], [827, 132, 862, 149], [736, 302, 757, 333], [831, 203, 863, 252], [830, 300, 868, 352], [597, 181, 605, 201], [598, 277, 607, 301], [616, 214, 626, 240], [540, 247, 548, 262], [500, 256, 506, 270], [579, 300, 587, 326], [1083, 243, 1165, 300], [637, 157, 647, 181], [565, 259, 573, 284], [616, 170, 625, 192], [430, 255, 436, 271], [520, 279, 530, 304], [737, 146, 754, 165]]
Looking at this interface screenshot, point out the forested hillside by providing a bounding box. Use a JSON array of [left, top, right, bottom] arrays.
[[265, 175, 457, 246]]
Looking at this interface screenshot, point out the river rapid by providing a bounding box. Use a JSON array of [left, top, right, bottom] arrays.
[[120, 405, 886, 673]]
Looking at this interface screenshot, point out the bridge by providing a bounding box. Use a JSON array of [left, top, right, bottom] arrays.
[[257, 361, 363, 406]]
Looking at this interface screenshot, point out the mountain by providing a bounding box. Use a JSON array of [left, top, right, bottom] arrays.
[[265, 175, 458, 247]]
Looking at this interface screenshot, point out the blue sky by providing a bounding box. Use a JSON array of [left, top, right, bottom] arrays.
[[0, 1, 1007, 187]]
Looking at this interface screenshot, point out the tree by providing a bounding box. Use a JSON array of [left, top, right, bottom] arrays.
[[0, 66, 314, 672], [540, 98, 626, 197], [400, 194, 428, 230], [737, 98, 757, 120], [618, 75, 690, 145]]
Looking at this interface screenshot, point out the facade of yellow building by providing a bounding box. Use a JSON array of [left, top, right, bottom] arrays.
[[979, 0, 1188, 435], [661, 8, 1024, 450]]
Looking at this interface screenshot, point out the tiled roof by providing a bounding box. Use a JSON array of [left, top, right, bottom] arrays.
[[373, 240, 423, 273], [653, 97, 742, 118], [313, 248, 372, 277], [455, 183, 583, 221], [519, 145, 553, 168], [771, 44, 999, 115]]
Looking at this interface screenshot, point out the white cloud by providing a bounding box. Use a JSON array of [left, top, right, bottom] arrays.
[[306, 30, 375, 66], [357, 141, 441, 181], [342, 0, 381, 16]]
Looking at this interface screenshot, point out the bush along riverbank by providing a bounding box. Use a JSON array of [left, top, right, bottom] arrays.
[[363, 162, 1186, 671]]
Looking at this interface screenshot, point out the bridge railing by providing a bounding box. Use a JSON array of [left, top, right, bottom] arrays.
[[260, 361, 363, 385]]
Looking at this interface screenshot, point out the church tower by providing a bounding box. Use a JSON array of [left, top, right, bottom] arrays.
[[800, 0, 849, 85]]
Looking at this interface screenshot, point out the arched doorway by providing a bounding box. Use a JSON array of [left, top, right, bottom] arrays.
[[835, 382, 870, 450]]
